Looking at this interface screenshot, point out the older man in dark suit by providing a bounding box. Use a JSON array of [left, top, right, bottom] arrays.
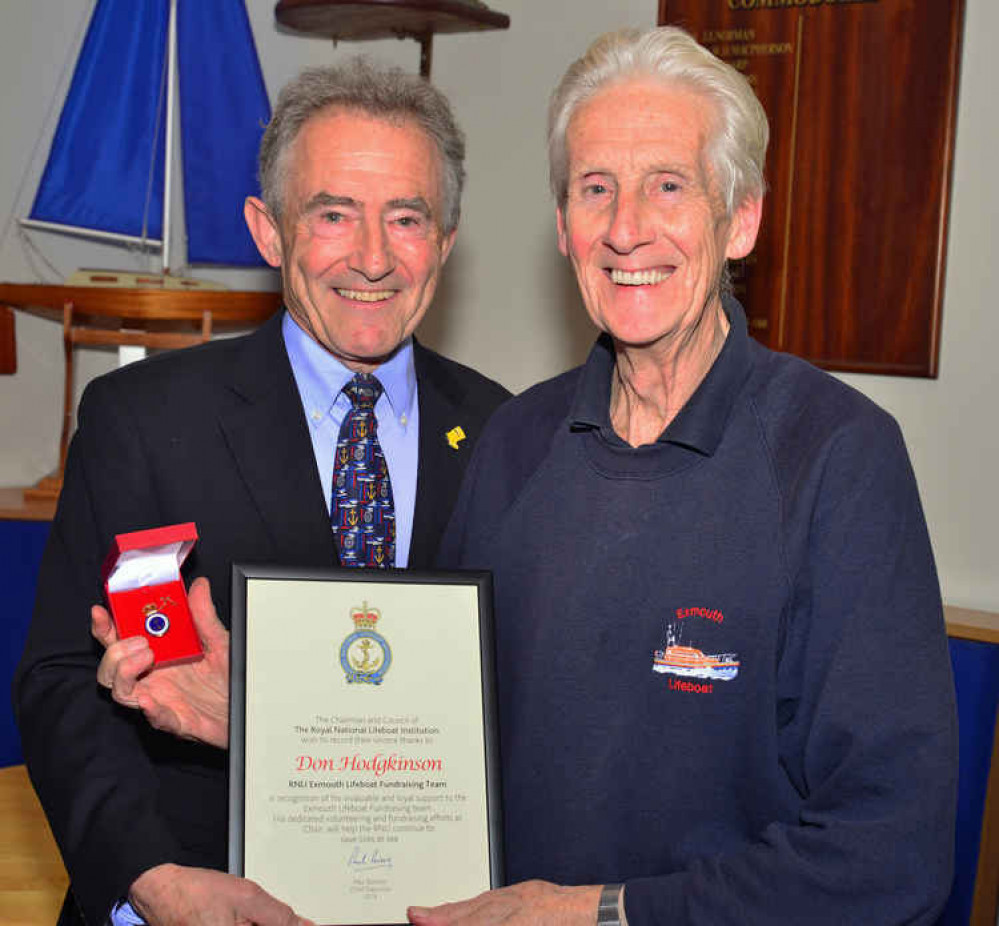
[[14, 60, 508, 926]]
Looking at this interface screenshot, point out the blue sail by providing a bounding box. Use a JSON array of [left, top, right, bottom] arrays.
[[177, 3, 270, 266], [27, 0, 270, 267], [28, 0, 169, 244]]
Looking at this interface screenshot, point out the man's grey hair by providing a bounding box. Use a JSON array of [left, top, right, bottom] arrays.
[[259, 59, 466, 234], [548, 27, 769, 216]]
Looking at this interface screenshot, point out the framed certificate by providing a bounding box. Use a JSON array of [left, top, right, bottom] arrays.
[[228, 565, 504, 925]]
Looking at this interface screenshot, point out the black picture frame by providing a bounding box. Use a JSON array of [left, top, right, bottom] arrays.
[[229, 564, 504, 925]]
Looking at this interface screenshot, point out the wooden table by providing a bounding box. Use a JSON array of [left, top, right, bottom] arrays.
[[0, 282, 281, 327], [946, 606, 999, 646], [0, 488, 55, 522], [0, 765, 67, 924]]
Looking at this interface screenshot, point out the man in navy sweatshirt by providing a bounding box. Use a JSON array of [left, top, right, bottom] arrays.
[[414, 25, 957, 926]]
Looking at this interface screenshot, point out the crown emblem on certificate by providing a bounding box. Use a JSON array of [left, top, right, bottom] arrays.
[[350, 603, 380, 628], [340, 600, 391, 685]]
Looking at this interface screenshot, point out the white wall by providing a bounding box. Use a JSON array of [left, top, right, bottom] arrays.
[[1, 0, 995, 611]]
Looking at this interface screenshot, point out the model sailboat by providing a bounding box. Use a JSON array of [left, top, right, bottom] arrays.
[[25, 0, 270, 275], [0, 0, 282, 499]]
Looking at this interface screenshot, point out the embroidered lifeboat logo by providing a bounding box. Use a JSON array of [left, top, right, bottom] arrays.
[[653, 607, 739, 685]]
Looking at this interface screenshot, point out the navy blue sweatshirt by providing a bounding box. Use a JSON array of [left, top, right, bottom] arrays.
[[440, 298, 957, 925]]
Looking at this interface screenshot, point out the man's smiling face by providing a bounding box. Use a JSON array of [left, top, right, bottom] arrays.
[[247, 107, 455, 372], [557, 79, 759, 354]]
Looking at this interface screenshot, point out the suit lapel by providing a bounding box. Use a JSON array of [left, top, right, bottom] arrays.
[[410, 342, 472, 569], [217, 313, 336, 567]]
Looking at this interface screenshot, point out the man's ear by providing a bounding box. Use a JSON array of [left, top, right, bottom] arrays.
[[556, 204, 569, 258], [439, 227, 457, 267], [244, 197, 283, 268], [724, 195, 763, 261]]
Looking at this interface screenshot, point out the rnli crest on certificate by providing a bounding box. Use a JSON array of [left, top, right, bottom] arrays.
[[339, 601, 391, 685]]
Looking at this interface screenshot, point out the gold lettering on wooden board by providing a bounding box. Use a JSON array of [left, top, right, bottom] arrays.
[[659, 0, 964, 376]]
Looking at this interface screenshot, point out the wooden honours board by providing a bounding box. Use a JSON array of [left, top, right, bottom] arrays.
[[659, 0, 965, 377]]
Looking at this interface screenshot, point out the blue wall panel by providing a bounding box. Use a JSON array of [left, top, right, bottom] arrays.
[[936, 637, 999, 925], [1, 520, 50, 767]]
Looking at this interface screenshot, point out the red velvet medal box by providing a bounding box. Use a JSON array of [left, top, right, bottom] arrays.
[[101, 522, 203, 666]]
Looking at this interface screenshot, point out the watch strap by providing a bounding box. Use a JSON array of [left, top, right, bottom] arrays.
[[596, 883, 623, 926]]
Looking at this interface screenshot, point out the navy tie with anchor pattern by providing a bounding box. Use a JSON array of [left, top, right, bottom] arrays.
[[331, 373, 396, 568]]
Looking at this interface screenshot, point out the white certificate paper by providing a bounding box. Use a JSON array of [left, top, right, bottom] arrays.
[[229, 567, 503, 926]]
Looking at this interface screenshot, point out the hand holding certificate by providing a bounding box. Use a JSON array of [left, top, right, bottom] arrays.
[[229, 566, 504, 926]]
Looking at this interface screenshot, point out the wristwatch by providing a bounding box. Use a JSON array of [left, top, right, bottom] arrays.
[[596, 883, 623, 926]]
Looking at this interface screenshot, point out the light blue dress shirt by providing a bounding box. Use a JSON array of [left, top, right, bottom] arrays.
[[109, 311, 422, 924], [281, 310, 419, 568]]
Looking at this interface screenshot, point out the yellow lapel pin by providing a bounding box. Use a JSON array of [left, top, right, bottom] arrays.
[[446, 426, 466, 450]]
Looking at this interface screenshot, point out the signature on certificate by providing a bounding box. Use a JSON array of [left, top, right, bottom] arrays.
[[347, 845, 394, 871]]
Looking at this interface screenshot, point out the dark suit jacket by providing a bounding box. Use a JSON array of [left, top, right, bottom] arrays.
[[13, 312, 509, 925]]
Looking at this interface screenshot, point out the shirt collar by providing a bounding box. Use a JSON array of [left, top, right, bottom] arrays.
[[568, 294, 753, 454], [281, 310, 417, 421]]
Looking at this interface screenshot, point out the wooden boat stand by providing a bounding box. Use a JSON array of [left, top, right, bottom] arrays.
[[0, 283, 281, 502]]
